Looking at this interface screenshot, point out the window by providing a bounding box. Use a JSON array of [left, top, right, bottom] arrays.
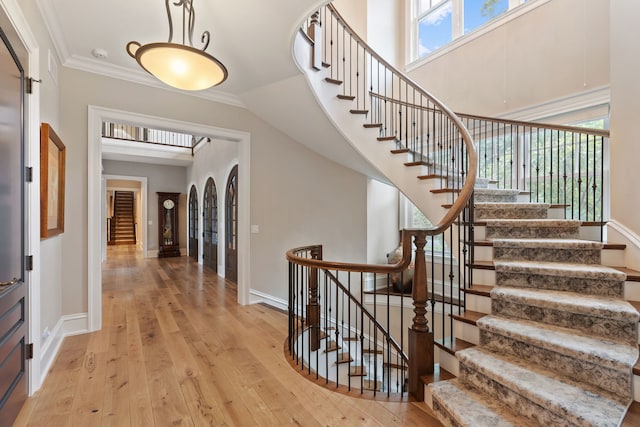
[[410, 0, 529, 61], [399, 194, 450, 255]]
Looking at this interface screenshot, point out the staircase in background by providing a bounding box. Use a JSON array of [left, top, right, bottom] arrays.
[[110, 191, 136, 245]]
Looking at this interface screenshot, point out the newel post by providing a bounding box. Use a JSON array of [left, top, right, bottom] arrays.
[[408, 231, 434, 401], [307, 246, 322, 351], [308, 11, 323, 71]]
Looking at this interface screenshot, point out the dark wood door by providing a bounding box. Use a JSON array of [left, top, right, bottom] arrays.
[[188, 185, 198, 261], [0, 17, 28, 427], [202, 177, 218, 271], [225, 165, 238, 283]]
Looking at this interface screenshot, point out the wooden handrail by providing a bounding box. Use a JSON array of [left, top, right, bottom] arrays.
[[286, 229, 414, 273], [369, 91, 610, 138]]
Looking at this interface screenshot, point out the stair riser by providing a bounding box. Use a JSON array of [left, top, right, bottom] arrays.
[[475, 207, 548, 221], [439, 350, 460, 377], [454, 320, 480, 345], [479, 330, 633, 399], [486, 225, 579, 240], [473, 246, 623, 266], [496, 271, 625, 298], [465, 293, 492, 314], [493, 247, 601, 264], [491, 299, 638, 345], [474, 225, 604, 241]]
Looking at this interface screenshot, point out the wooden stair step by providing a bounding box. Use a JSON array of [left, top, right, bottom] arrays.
[[363, 379, 381, 392], [335, 352, 353, 364], [363, 123, 382, 128], [421, 365, 455, 385], [324, 340, 340, 353], [337, 94, 355, 100], [391, 148, 409, 154], [349, 366, 367, 377], [435, 337, 474, 356], [467, 261, 494, 270], [377, 135, 395, 141], [350, 109, 368, 115], [613, 267, 640, 282], [622, 401, 640, 427], [324, 77, 342, 85], [362, 348, 383, 355], [342, 336, 359, 342], [450, 310, 486, 326], [322, 61, 331, 68], [465, 284, 494, 297], [419, 174, 446, 180], [430, 188, 461, 194], [404, 161, 429, 167]]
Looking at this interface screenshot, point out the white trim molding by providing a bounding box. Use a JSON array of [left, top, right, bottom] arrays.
[[39, 313, 88, 385], [249, 289, 288, 312], [88, 106, 252, 332]]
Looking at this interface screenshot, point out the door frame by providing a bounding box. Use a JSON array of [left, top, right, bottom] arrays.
[[188, 184, 198, 261], [0, 0, 41, 394], [88, 106, 251, 331]]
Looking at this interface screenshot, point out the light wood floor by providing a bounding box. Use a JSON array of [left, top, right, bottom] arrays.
[[14, 245, 442, 426]]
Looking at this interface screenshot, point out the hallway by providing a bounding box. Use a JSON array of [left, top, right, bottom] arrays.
[[14, 249, 441, 426]]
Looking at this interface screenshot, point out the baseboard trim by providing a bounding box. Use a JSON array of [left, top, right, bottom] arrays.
[[39, 313, 89, 385], [249, 289, 288, 312]]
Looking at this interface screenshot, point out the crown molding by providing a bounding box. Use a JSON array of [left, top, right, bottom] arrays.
[[35, 0, 246, 109], [64, 55, 246, 108]]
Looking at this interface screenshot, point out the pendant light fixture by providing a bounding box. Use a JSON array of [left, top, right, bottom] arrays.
[[126, 0, 228, 91]]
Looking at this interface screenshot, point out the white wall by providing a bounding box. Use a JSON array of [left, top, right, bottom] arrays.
[[57, 66, 369, 315], [406, 0, 610, 117], [187, 137, 238, 273], [367, 179, 399, 264], [103, 161, 187, 251], [609, 1, 640, 269]]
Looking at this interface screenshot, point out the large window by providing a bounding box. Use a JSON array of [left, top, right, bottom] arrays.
[[411, 0, 528, 61]]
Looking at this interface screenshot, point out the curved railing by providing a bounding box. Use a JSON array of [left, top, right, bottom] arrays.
[[288, 3, 478, 401]]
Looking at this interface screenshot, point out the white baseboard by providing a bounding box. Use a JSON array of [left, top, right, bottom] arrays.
[[249, 289, 288, 312], [39, 313, 89, 385]]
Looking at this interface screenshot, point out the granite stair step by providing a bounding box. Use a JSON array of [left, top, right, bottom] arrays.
[[490, 287, 639, 344], [492, 238, 602, 264], [485, 219, 581, 239], [429, 378, 538, 427], [477, 315, 638, 398], [494, 260, 626, 297], [457, 347, 630, 427]]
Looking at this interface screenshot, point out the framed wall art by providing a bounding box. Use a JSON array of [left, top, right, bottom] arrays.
[[40, 123, 66, 238]]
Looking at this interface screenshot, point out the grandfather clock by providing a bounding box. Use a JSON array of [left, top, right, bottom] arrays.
[[157, 192, 181, 258]]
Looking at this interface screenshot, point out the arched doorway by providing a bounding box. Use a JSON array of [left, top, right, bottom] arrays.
[[225, 165, 238, 283], [202, 177, 218, 271], [188, 185, 198, 262]]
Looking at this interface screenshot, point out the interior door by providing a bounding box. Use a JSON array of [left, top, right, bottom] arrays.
[[225, 165, 238, 283], [0, 17, 28, 427], [202, 177, 218, 271], [188, 185, 198, 261]]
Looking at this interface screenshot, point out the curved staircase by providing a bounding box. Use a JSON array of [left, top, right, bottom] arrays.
[[428, 188, 640, 426]]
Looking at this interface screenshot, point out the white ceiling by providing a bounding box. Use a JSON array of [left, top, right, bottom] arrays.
[[37, 0, 323, 106]]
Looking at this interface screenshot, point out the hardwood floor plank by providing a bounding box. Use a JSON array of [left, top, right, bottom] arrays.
[[17, 246, 442, 426]]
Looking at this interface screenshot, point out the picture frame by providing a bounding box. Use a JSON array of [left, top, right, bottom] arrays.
[[40, 123, 66, 238]]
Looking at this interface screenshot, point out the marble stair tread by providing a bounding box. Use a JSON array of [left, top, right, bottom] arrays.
[[494, 260, 627, 281], [477, 315, 639, 371], [429, 378, 538, 427], [491, 286, 640, 323], [457, 347, 630, 426]]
